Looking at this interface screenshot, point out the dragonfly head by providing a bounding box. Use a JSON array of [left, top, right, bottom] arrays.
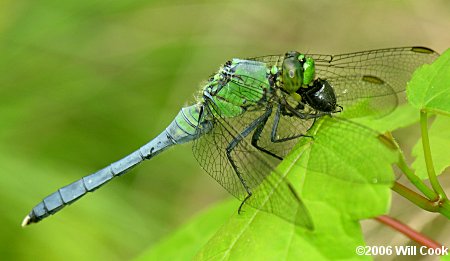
[[298, 78, 339, 113], [281, 51, 315, 93]]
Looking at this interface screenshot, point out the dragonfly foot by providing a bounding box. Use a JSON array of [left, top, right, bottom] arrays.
[[238, 193, 252, 214]]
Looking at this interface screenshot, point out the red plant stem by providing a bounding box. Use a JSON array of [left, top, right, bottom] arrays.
[[375, 215, 444, 249]]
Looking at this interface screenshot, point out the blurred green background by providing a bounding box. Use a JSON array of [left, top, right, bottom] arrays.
[[1, 0, 449, 260]]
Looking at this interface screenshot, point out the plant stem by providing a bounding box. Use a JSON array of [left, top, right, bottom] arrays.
[[397, 155, 437, 200], [439, 199, 450, 218], [391, 182, 439, 212], [375, 215, 444, 250], [420, 111, 447, 198], [393, 176, 450, 218]]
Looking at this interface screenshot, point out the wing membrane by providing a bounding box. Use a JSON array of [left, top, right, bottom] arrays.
[[192, 99, 313, 228]]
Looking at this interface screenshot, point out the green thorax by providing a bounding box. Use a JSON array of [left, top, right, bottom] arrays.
[[204, 59, 270, 118]]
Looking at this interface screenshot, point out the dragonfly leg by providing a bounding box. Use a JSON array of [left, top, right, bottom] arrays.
[[282, 100, 331, 120], [225, 108, 274, 214], [270, 103, 315, 143], [251, 103, 315, 160], [238, 194, 252, 214], [250, 106, 284, 160]]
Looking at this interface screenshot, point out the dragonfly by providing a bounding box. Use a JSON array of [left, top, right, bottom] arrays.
[[23, 46, 438, 229]]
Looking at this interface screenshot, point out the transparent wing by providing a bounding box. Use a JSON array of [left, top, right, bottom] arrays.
[[246, 54, 284, 67], [248, 47, 439, 118], [192, 99, 313, 228], [295, 116, 397, 184], [249, 105, 397, 185], [327, 75, 398, 118], [312, 47, 438, 118], [311, 47, 438, 93], [249, 47, 438, 90]]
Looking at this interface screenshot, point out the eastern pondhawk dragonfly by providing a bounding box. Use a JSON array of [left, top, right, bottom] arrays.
[[23, 46, 438, 228]]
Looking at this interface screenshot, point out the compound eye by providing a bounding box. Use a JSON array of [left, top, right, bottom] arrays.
[[282, 56, 303, 93]]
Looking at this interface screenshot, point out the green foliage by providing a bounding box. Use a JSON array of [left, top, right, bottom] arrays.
[[194, 204, 367, 261], [140, 117, 398, 260], [141, 199, 370, 261], [353, 103, 420, 132], [407, 49, 450, 116], [408, 49, 450, 180], [412, 116, 450, 179]]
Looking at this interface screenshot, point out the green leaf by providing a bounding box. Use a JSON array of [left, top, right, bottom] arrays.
[[295, 117, 397, 219], [193, 117, 397, 260], [442, 252, 450, 261], [412, 116, 450, 179], [196, 202, 368, 261], [353, 103, 420, 133], [407, 49, 450, 116]]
